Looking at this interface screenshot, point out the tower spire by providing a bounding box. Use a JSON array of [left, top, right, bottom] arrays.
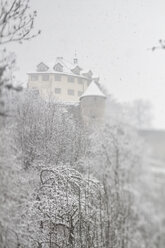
[[73, 50, 78, 64]]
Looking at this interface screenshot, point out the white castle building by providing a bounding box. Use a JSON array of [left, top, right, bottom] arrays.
[[27, 57, 106, 124], [27, 57, 100, 102]]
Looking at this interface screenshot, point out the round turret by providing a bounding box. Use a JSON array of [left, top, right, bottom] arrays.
[[80, 81, 106, 125]]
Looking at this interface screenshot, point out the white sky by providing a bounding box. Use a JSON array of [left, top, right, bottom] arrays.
[[6, 0, 165, 128]]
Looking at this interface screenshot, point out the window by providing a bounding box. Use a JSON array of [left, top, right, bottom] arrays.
[[91, 115, 96, 119], [55, 88, 61, 94], [31, 74, 38, 81], [53, 63, 63, 72], [71, 66, 81, 75], [42, 74, 49, 81], [78, 91, 83, 96], [78, 78, 83, 84], [54, 74, 61, 81], [68, 75, 75, 83], [37, 62, 49, 72], [68, 89, 74, 96]]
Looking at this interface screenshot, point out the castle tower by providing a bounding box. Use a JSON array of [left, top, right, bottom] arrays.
[[80, 81, 106, 125]]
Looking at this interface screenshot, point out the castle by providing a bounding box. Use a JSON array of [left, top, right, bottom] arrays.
[[28, 57, 98, 102], [27, 57, 106, 124]]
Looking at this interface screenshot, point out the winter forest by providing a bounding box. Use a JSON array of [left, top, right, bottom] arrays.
[[0, 1, 165, 248]]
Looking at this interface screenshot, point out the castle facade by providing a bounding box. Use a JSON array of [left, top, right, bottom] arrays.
[[27, 57, 95, 102]]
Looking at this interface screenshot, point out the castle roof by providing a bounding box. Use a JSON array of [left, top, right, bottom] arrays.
[[28, 57, 94, 79], [80, 81, 106, 99]]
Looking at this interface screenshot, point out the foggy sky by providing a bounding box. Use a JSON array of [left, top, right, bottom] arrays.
[[6, 0, 165, 128]]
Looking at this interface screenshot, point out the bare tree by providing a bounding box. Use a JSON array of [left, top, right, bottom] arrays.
[[0, 0, 40, 116], [11, 90, 87, 169], [0, 0, 40, 45], [151, 39, 165, 51], [28, 165, 109, 248]]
